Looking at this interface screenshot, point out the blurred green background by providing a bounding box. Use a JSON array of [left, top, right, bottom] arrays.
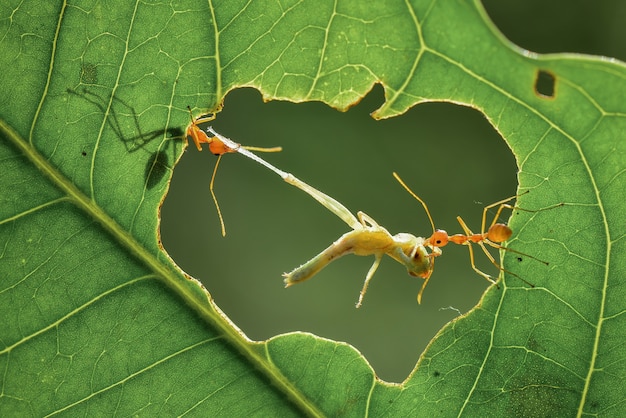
[[161, 2, 625, 383]]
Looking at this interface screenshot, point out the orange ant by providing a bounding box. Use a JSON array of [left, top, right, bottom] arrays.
[[393, 172, 552, 303], [186, 106, 282, 236]]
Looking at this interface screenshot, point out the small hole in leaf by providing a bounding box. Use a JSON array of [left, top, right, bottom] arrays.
[[534, 70, 556, 98]]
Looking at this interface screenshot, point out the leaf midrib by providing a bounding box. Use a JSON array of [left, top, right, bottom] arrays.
[[0, 117, 322, 417]]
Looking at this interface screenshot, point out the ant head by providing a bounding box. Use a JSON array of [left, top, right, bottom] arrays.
[[429, 230, 449, 247], [400, 239, 433, 279]]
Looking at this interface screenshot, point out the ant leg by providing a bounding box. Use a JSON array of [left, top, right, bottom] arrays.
[[284, 175, 360, 230], [242, 145, 283, 153], [481, 195, 519, 233], [356, 254, 383, 308], [456, 216, 502, 287], [479, 241, 536, 287], [187, 107, 217, 151], [483, 239, 548, 266], [357, 211, 380, 228], [189, 102, 221, 126], [464, 241, 500, 286], [416, 271, 433, 305], [209, 154, 227, 237], [481, 191, 559, 235], [458, 216, 534, 287], [393, 172, 436, 232], [194, 114, 217, 124], [481, 199, 560, 267]]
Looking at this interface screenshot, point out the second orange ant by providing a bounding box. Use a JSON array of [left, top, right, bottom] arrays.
[[186, 107, 282, 236], [393, 172, 555, 303]]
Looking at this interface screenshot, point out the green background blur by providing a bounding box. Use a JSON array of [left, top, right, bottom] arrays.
[[161, 2, 626, 383]]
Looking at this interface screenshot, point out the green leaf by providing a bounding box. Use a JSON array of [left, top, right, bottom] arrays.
[[1, 0, 624, 416]]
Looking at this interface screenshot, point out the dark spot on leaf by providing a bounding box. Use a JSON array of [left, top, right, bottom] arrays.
[[80, 62, 98, 84], [527, 337, 544, 353], [81, 151, 87, 157], [534, 69, 556, 98], [165, 127, 184, 141], [433, 370, 441, 378], [145, 150, 170, 189]]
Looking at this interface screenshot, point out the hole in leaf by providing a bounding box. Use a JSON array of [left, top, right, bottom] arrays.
[[534, 70, 556, 98], [161, 87, 518, 383]]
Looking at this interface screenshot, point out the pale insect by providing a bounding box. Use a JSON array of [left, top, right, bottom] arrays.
[[392, 172, 555, 302], [279, 183, 437, 307], [282, 209, 435, 308], [186, 107, 282, 236], [200, 127, 435, 308]]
